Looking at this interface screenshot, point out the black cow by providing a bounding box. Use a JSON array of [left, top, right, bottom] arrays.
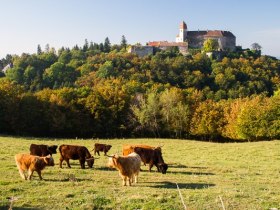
[[30, 144, 58, 156], [59, 144, 95, 169]]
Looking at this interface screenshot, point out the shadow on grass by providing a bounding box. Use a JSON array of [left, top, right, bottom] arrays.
[[146, 181, 215, 189], [169, 171, 215, 176], [168, 164, 188, 168], [97, 166, 115, 171], [168, 163, 209, 170], [44, 177, 93, 182]]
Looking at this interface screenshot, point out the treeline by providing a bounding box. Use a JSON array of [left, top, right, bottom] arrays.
[[0, 40, 280, 141]]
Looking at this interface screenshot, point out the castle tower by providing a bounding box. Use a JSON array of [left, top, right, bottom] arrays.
[[176, 21, 187, 43]]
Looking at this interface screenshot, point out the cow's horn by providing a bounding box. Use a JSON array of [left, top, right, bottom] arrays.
[[86, 157, 94, 160]]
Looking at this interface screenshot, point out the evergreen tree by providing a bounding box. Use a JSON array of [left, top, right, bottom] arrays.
[[45, 44, 50, 53], [37, 44, 42, 55], [99, 43, 104, 52], [83, 39, 89, 52], [120, 35, 127, 50], [104, 37, 111, 53], [89, 41, 94, 50]]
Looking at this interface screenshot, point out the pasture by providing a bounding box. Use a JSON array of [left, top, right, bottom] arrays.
[[0, 136, 279, 209]]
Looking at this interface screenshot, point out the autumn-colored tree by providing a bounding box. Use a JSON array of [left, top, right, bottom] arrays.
[[190, 100, 225, 140]]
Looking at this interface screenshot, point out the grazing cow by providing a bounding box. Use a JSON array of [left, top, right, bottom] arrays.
[[15, 154, 54, 180], [30, 144, 58, 156], [122, 144, 168, 174], [94, 143, 112, 156], [59, 144, 95, 169], [107, 152, 141, 186]]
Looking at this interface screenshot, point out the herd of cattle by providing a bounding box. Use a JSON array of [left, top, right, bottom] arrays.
[[15, 143, 168, 186]]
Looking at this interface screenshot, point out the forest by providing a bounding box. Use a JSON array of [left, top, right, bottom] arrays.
[[0, 38, 280, 141]]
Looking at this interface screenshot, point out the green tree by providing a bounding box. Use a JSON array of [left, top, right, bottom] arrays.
[[96, 61, 115, 78], [83, 39, 89, 52], [251, 43, 262, 51], [131, 90, 162, 137], [120, 35, 127, 50], [104, 37, 111, 53], [203, 39, 219, 52], [160, 88, 190, 138], [37, 44, 42, 55]]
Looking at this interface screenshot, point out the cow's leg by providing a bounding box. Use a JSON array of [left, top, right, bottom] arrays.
[[134, 172, 139, 183], [149, 163, 154, 172], [79, 159, 85, 169], [104, 151, 107, 156], [18, 169, 27, 180], [59, 157, 64, 168], [122, 175, 126, 186], [94, 150, 96, 156], [27, 169, 34, 180], [65, 159, 71, 168], [128, 176, 131, 186], [97, 151, 100, 156], [37, 170, 43, 180]]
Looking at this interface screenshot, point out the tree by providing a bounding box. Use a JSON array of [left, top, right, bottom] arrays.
[[120, 35, 127, 50], [159, 88, 190, 138], [190, 100, 225, 140], [131, 91, 162, 137], [104, 37, 111, 53], [96, 61, 115, 78], [45, 44, 50, 53], [37, 44, 42, 55], [251, 43, 262, 51], [83, 39, 89, 52], [203, 39, 219, 52]]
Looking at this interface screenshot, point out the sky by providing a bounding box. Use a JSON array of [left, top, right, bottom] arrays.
[[0, 0, 280, 58]]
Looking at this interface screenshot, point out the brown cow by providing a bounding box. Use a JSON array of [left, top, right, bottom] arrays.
[[122, 144, 168, 174], [15, 154, 55, 180], [94, 143, 112, 156], [59, 144, 95, 169], [30, 144, 58, 156], [107, 152, 141, 186]]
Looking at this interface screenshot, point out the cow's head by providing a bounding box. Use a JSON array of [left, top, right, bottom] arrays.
[[47, 145, 58, 154], [44, 155, 55, 166], [86, 156, 95, 168], [107, 154, 118, 168], [157, 163, 168, 174]]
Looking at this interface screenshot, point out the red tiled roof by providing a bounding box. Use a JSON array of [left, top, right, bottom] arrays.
[[148, 41, 187, 47]]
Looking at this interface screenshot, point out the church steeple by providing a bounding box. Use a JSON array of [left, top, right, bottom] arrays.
[[176, 21, 188, 43], [180, 21, 187, 30]]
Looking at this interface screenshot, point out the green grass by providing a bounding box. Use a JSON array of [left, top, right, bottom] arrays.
[[0, 136, 279, 209]]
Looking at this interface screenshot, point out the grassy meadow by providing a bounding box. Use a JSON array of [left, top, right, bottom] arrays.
[[0, 136, 279, 209]]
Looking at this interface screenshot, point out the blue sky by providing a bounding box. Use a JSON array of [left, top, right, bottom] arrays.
[[1, 0, 279, 58]]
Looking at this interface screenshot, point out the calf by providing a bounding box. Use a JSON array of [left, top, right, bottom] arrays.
[[107, 152, 141, 186], [122, 144, 168, 174], [59, 144, 95, 169], [30, 144, 58, 156], [15, 154, 54, 180], [94, 143, 112, 156]]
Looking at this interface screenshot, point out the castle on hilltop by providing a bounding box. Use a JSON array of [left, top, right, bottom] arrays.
[[129, 21, 236, 56], [175, 21, 236, 51]]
